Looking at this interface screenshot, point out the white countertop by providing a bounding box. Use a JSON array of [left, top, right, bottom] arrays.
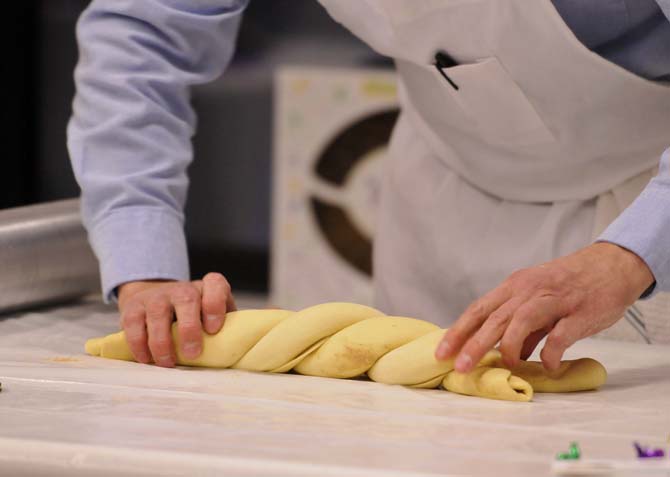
[[1, 297, 669, 476]]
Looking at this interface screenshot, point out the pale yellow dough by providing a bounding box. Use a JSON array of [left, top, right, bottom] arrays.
[[85, 302, 607, 402], [443, 367, 534, 402], [494, 357, 607, 392]]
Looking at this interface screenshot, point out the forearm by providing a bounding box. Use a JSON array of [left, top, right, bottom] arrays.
[[67, 0, 248, 301], [598, 146, 670, 295]]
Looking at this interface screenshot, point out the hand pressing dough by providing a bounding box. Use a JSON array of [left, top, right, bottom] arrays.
[[85, 302, 607, 402]]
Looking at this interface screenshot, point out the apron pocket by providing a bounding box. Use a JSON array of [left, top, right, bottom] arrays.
[[399, 57, 556, 147]]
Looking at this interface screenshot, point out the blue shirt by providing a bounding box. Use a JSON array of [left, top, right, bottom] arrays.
[[67, 0, 670, 302], [553, 0, 670, 81]]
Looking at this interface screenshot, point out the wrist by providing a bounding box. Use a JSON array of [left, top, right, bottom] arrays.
[[593, 242, 655, 298]]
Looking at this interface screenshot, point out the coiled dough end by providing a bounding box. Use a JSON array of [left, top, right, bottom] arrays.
[[443, 367, 534, 402]]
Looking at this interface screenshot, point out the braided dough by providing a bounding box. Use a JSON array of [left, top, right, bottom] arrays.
[[85, 302, 607, 402]]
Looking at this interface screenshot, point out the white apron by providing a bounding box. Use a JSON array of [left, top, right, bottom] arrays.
[[317, 0, 670, 339]]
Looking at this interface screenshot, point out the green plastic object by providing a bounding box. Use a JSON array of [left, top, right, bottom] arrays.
[[556, 442, 581, 460]]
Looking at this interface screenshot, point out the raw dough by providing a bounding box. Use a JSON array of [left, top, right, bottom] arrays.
[[494, 357, 607, 393], [85, 302, 607, 402], [443, 367, 534, 402]]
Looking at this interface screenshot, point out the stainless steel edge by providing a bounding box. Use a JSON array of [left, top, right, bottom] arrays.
[[0, 199, 100, 313]]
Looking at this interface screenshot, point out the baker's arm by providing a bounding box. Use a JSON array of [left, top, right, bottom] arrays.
[[67, 0, 248, 366], [598, 147, 670, 295], [597, 0, 670, 292], [67, 0, 248, 303]]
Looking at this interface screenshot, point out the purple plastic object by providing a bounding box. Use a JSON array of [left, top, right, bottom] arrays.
[[634, 442, 665, 459]]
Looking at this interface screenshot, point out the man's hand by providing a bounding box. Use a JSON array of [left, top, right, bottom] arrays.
[[117, 273, 236, 367], [435, 243, 654, 372]]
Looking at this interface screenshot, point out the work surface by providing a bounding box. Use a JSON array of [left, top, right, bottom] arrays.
[[1, 298, 669, 476]]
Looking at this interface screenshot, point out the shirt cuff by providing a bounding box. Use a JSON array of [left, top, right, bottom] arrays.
[[597, 179, 670, 298], [88, 208, 190, 303]]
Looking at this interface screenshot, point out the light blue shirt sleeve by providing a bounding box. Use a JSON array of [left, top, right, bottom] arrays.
[[67, 0, 248, 302], [599, 147, 670, 296], [597, 0, 670, 298]]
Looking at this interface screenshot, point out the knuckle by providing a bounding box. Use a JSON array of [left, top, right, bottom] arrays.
[[201, 301, 222, 316], [202, 293, 226, 311], [127, 328, 147, 344], [467, 300, 486, 318], [508, 268, 541, 290], [463, 338, 486, 358], [171, 285, 200, 305], [549, 265, 571, 284], [149, 336, 173, 351], [512, 306, 534, 324], [127, 334, 146, 349], [488, 310, 511, 328], [546, 332, 568, 350], [444, 328, 463, 345], [203, 272, 226, 284], [178, 320, 202, 336], [508, 269, 527, 283], [203, 273, 232, 296], [497, 281, 513, 296], [121, 309, 143, 328], [145, 299, 171, 320]]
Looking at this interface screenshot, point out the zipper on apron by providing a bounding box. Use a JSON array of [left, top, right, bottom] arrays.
[[434, 50, 460, 90]]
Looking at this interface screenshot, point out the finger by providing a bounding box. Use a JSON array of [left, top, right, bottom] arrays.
[[436, 285, 512, 360], [498, 296, 564, 368], [540, 315, 585, 371], [145, 295, 176, 367], [519, 329, 548, 361], [201, 273, 232, 334], [453, 297, 524, 373], [170, 283, 203, 360], [120, 303, 151, 364]]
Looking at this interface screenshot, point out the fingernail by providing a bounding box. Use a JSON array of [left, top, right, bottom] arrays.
[[455, 353, 472, 373], [436, 341, 451, 359], [206, 315, 219, 323], [158, 354, 173, 365]]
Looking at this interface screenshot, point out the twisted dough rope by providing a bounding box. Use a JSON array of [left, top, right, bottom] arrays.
[[85, 302, 607, 402]]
